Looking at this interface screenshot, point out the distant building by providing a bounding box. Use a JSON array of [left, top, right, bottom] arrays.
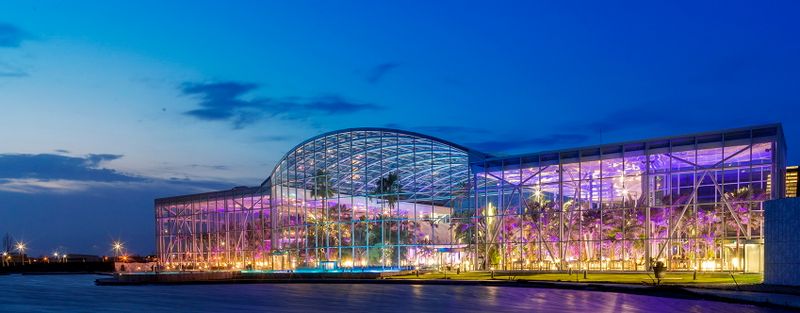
[[65, 254, 102, 263], [787, 166, 798, 197], [115, 261, 157, 273], [2, 252, 26, 265]]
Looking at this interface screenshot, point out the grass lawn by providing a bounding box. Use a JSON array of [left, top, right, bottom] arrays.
[[387, 271, 763, 285]]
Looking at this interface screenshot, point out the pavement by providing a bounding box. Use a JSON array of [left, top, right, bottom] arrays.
[[687, 287, 800, 309], [96, 271, 800, 310]]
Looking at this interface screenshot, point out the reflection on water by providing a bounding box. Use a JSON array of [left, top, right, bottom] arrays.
[[0, 275, 784, 313]]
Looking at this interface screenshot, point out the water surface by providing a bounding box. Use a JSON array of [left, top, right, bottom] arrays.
[[0, 274, 783, 312]]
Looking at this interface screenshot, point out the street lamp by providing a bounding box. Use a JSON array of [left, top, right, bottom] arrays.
[[15, 242, 26, 265], [112, 241, 124, 261]]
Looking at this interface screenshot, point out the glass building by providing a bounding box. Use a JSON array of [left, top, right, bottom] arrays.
[[156, 125, 786, 272], [155, 186, 271, 270]]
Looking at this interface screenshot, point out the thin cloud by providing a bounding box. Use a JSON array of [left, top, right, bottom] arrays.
[[253, 135, 293, 142], [0, 153, 139, 194], [266, 95, 381, 121], [0, 153, 236, 194], [188, 164, 229, 171], [85, 154, 124, 166], [382, 124, 492, 145], [0, 178, 121, 194], [382, 123, 585, 153], [462, 106, 689, 154], [466, 134, 589, 153], [0, 62, 27, 77], [383, 123, 491, 135], [580, 106, 674, 133], [180, 81, 380, 129], [388, 108, 673, 154], [181, 81, 259, 121], [0, 153, 138, 182], [0, 177, 232, 195], [366, 62, 399, 84], [0, 22, 30, 48], [409, 125, 491, 136], [0, 70, 26, 78]]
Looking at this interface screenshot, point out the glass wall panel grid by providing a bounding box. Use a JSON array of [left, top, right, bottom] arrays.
[[155, 186, 271, 270], [471, 124, 784, 273], [155, 124, 784, 274], [269, 128, 476, 270]]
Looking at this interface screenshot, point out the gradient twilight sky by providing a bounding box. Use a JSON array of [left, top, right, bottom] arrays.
[[1, 1, 798, 255]]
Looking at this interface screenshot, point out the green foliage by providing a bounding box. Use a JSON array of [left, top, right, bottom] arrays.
[[305, 203, 351, 261]]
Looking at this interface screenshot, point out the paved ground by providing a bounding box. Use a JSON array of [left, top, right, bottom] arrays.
[[388, 270, 763, 285], [687, 287, 800, 309], [98, 270, 800, 310], [387, 271, 800, 309]]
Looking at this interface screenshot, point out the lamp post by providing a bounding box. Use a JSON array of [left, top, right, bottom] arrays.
[[112, 241, 124, 261], [16, 242, 26, 266]]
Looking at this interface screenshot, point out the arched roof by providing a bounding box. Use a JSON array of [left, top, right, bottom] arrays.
[[263, 127, 485, 185], [265, 128, 480, 202]]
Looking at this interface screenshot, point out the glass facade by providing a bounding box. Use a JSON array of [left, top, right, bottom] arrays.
[[471, 128, 784, 272], [155, 125, 785, 272], [270, 129, 473, 270], [155, 187, 271, 270]]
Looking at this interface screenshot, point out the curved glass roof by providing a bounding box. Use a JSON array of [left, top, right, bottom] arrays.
[[269, 128, 472, 203]]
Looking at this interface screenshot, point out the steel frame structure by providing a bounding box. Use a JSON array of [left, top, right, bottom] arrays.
[[156, 186, 271, 270], [270, 129, 476, 270], [155, 125, 785, 272], [472, 125, 785, 272]]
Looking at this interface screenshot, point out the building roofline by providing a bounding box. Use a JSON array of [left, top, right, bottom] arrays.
[[282, 127, 486, 157], [155, 185, 262, 203], [160, 123, 786, 200], [479, 123, 784, 163], [263, 127, 490, 185]]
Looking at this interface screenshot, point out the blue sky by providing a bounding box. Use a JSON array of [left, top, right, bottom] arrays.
[[1, 1, 798, 255]]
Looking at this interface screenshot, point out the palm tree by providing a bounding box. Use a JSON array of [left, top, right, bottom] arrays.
[[309, 169, 336, 261], [310, 169, 335, 199], [372, 172, 402, 211], [368, 172, 403, 267], [447, 181, 477, 267]]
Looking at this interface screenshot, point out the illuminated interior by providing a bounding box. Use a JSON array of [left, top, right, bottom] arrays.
[[155, 125, 785, 272]]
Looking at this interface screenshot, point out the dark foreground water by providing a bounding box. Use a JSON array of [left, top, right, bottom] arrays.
[[0, 274, 785, 313]]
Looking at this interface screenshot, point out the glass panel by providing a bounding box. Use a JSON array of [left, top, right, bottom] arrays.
[[154, 128, 780, 273]]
